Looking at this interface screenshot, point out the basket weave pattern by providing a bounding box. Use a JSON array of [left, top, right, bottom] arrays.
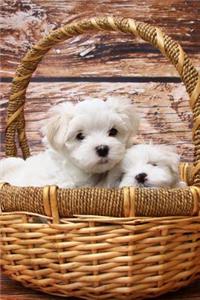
[[1, 213, 200, 300], [1, 16, 200, 300]]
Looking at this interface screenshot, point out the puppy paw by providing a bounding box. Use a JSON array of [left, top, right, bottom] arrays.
[[176, 180, 187, 188]]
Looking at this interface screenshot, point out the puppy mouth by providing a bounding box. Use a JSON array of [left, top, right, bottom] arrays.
[[137, 182, 151, 188], [139, 182, 162, 188], [98, 158, 109, 164]]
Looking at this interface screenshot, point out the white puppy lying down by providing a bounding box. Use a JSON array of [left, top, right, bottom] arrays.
[[103, 144, 186, 188], [0, 97, 139, 188]]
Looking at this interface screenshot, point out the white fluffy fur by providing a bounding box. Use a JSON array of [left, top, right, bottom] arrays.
[[103, 144, 186, 188], [0, 97, 139, 188]]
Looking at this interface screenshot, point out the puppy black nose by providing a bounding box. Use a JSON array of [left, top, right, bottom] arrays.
[[135, 173, 147, 183], [95, 145, 109, 157]]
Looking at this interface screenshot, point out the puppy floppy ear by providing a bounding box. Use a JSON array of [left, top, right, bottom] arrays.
[[158, 145, 180, 173], [42, 102, 75, 151], [107, 96, 140, 145]]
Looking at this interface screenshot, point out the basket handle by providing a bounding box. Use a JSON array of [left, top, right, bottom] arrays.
[[6, 16, 200, 183]]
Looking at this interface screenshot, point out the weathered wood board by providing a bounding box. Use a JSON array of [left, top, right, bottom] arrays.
[[0, 81, 193, 161], [1, 0, 199, 77]]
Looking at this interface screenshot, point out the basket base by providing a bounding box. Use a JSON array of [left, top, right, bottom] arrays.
[[1, 271, 200, 300], [1, 213, 200, 300]]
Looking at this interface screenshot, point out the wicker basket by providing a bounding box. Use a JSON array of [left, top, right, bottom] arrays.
[[1, 16, 200, 300]]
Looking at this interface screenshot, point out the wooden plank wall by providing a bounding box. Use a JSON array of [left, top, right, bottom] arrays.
[[0, 0, 200, 161]]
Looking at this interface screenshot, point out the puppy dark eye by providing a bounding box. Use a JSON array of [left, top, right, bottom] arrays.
[[108, 128, 118, 137], [76, 133, 85, 141], [151, 163, 157, 167]]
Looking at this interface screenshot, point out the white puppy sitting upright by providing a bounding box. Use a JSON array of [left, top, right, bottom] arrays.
[[0, 97, 139, 188], [104, 144, 185, 188]]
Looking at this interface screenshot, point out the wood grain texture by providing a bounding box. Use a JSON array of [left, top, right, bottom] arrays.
[[1, 274, 200, 300], [0, 0, 199, 77], [0, 82, 193, 160]]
